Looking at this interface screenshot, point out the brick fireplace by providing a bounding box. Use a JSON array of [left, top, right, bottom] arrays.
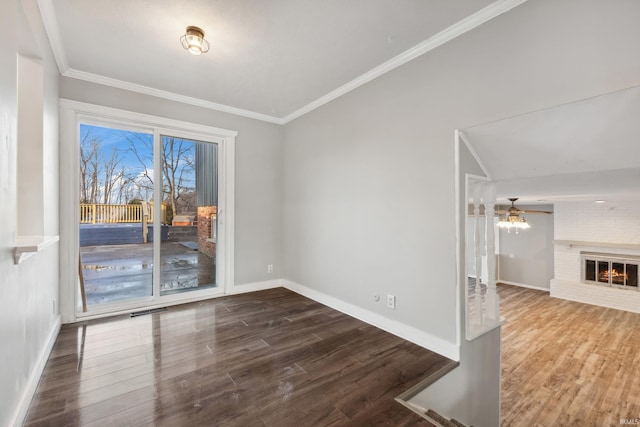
[[550, 201, 640, 313]]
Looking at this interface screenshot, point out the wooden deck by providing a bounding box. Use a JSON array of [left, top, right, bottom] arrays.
[[80, 223, 168, 246], [81, 240, 215, 307], [24, 288, 447, 426]]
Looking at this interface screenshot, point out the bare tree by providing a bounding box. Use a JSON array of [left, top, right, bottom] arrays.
[[127, 133, 195, 216], [81, 128, 142, 206], [101, 150, 125, 204], [161, 137, 195, 216], [79, 129, 99, 204], [81, 129, 195, 219], [126, 132, 155, 201]]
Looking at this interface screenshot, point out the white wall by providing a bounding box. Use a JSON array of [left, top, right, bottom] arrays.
[[59, 78, 284, 287], [551, 201, 640, 312], [555, 201, 640, 245], [0, 1, 60, 426], [408, 141, 501, 426], [554, 200, 640, 285], [282, 0, 640, 350], [498, 205, 554, 290]]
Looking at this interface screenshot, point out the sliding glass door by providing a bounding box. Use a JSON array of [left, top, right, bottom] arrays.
[[78, 124, 155, 310], [77, 122, 223, 316], [158, 135, 218, 297]]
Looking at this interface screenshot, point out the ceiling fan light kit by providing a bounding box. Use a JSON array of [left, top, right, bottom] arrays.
[[497, 198, 531, 233]]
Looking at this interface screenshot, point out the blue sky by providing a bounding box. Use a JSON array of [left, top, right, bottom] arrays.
[[79, 123, 198, 204], [80, 123, 153, 171]]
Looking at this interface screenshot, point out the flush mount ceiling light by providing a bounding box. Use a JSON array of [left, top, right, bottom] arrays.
[[180, 26, 210, 56]]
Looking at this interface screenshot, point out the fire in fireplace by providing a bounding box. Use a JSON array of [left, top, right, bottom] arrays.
[[583, 254, 639, 288]]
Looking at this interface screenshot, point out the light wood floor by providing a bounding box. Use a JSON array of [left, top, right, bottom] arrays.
[[24, 288, 448, 426], [499, 283, 640, 426]]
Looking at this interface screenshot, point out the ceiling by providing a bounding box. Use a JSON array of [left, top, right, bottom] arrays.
[[39, 0, 639, 205], [38, 0, 517, 123], [463, 86, 640, 205]]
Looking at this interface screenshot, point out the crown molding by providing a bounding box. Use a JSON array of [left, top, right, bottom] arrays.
[[62, 68, 285, 124], [38, 0, 527, 126], [281, 0, 529, 124], [37, 0, 69, 73]]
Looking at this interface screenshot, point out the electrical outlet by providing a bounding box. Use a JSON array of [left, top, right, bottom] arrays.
[[267, 264, 274, 274], [387, 294, 396, 310]]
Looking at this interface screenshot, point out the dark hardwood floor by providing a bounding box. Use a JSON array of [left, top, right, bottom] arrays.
[[499, 283, 640, 426], [24, 288, 447, 426]]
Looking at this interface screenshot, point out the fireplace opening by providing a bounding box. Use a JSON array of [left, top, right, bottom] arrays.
[[583, 253, 639, 289]]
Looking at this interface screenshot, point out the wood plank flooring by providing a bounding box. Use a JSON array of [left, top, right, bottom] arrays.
[[24, 288, 447, 426], [499, 283, 640, 426]]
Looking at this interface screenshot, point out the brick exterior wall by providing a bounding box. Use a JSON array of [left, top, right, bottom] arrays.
[[197, 206, 217, 258], [551, 201, 640, 313]]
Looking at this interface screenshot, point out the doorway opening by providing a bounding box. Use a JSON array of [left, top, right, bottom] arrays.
[[60, 100, 236, 321], [78, 125, 221, 311]]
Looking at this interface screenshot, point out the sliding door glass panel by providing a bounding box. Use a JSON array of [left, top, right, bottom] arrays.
[[78, 124, 155, 311], [159, 136, 218, 296]]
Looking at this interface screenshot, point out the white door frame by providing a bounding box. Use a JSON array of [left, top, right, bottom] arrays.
[[59, 99, 236, 322]]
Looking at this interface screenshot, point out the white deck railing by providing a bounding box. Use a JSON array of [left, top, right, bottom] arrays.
[[80, 203, 166, 224]]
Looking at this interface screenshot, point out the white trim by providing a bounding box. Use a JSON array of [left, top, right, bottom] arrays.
[[459, 131, 492, 180], [63, 69, 284, 125], [222, 135, 235, 294], [68, 280, 281, 323], [554, 240, 640, 251], [228, 279, 282, 295], [466, 317, 505, 341], [58, 103, 79, 323], [71, 292, 224, 322], [60, 99, 238, 137], [282, 0, 528, 123], [14, 235, 59, 264], [40, 0, 527, 125], [282, 280, 459, 361], [36, 0, 68, 73], [498, 280, 550, 292], [454, 131, 462, 348], [59, 99, 236, 322], [9, 316, 61, 427]]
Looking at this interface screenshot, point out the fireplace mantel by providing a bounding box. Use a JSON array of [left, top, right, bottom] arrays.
[[554, 240, 640, 250]]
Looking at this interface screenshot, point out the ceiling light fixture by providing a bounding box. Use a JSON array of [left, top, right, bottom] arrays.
[[497, 198, 531, 233], [497, 213, 531, 233], [180, 26, 210, 56]]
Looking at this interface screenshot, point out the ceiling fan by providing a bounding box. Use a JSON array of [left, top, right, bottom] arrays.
[[495, 198, 552, 216], [495, 198, 551, 232]]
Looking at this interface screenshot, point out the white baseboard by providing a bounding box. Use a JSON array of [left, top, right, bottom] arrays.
[[282, 280, 459, 361], [228, 279, 282, 294], [498, 280, 550, 292], [11, 315, 61, 427]]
